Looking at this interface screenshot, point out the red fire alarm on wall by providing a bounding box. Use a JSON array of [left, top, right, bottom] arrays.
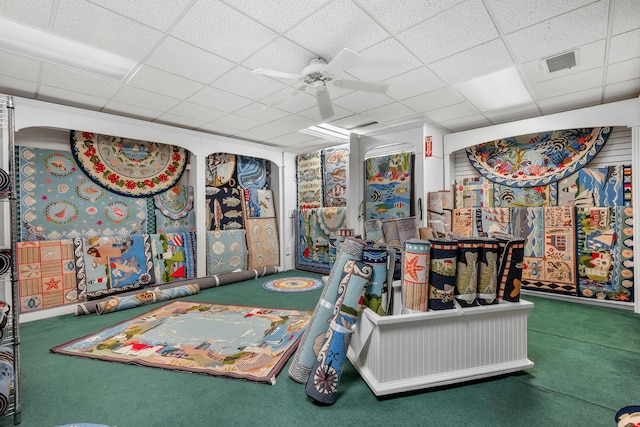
[[425, 136, 433, 157]]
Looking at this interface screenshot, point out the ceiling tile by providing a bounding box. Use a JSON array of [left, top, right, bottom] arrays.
[[354, 0, 465, 34], [270, 114, 318, 132], [0, 50, 42, 81], [208, 113, 263, 131], [154, 113, 208, 129], [188, 86, 253, 113], [87, 0, 192, 31], [126, 66, 203, 100], [606, 57, 640, 85], [401, 87, 465, 113], [233, 102, 290, 122], [397, 0, 499, 63], [260, 88, 318, 113], [362, 102, 416, 123], [423, 102, 478, 122], [429, 39, 514, 85], [608, 28, 640, 64], [284, 0, 389, 58], [147, 37, 236, 84], [211, 66, 288, 101], [242, 37, 315, 79], [330, 113, 377, 129], [520, 40, 606, 84], [298, 103, 354, 123], [439, 114, 492, 132], [0, 76, 37, 98], [235, 122, 290, 141], [196, 122, 238, 136], [265, 131, 318, 147], [332, 92, 393, 112], [505, 1, 609, 63], [384, 67, 446, 101], [40, 63, 122, 99], [167, 102, 227, 122], [170, 0, 277, 62], [102, 100, 164, 121], [485, 0, 594, 35], [536, 87, 602, 115], [604, 79, 640, 102], [611, 0, 640, 35], [345, 38, 422, 82], [223, 0, 329, 33], [53, 0, 163, 61], [483, 102, 541, 125], [530, 67, 603, 99], [37, 85, 108, 110], [111, 86, 181, 111], [0, 0, 53, 28]]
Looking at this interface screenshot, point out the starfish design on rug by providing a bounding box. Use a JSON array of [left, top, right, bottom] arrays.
[[45, 277, 61, 290], [212, 257, 226, 271], [404, 255, 425, 281], [42, 246, 60, 259]]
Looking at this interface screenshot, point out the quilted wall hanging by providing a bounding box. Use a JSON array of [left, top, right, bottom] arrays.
[[466, 127, 611, 187], [75, 234, 155, 300], [364, 151, 414, 220], [296, 151, 324, 208], [70, 130, 188, 197], [323, 147, 348, 207], [18, 147, 147, 241]]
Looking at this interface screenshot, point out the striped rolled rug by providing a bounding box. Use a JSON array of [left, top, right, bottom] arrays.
[[401, 239, 430, 312]]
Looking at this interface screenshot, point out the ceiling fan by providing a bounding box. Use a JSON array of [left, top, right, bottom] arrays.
[[252, 48, 389, 120]]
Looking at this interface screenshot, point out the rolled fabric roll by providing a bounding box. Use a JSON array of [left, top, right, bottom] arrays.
[[382, 219, 400, 246], [454, 238, 480, 307], [401, 239, 430, 312], [496, 236, 525, 302], [362, 247, 388, 315], [288, 237, 366, 383], [428, 239, 458, 310], [0, 250, 10, 276], [477, 238, 500, 305], [0, 346, 13, 416], [305, 260, 372, 405], [397, 217, 420, 244], [364, 219, 385, 244]]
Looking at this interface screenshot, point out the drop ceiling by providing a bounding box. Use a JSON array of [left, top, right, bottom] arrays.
[[0, 0, 638, 153]]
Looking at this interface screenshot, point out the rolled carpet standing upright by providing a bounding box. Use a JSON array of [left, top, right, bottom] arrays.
[[0, 346, 12, 416], [401, 239, 431, 312], [362, 247, 388, 315], [476, 238, 500, 305], [496, 236, 525, 302], [305, 259, 372, 405], [428, 239, 458, 310], [454, 238, 480, 307], [288, 237, 366, 383]]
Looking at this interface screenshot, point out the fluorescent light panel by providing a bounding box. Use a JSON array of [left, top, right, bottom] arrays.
[[0, 16, 137, 81], [299, 123, 350, 142], [455, 67, 533, 112]]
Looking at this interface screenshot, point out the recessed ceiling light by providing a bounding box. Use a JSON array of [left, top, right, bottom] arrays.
[[0, 16, 138, 82], [455, 67, 533, 112], [299, 123, 350, 142]]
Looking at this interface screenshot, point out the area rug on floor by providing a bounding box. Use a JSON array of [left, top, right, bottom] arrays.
[[261, 277, 324, 293], [51, 300, 311, 384]]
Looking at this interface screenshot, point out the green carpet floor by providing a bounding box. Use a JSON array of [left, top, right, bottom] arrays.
[[2, 270, 639, 427]]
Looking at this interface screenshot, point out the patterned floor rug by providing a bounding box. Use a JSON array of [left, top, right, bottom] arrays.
[[51, 300, 311, 384], [261, 277, 324, 293]]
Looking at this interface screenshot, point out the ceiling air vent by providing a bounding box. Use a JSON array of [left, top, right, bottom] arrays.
[[545, 51, 577, 73]]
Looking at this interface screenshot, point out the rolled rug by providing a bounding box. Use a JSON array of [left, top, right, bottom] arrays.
[[95, 284, 199, 315], [364, 219, 385, 244], [305, 260, 372, 405], [0, 346, 13, 416], [401, 239, 430, 312], [476, 238, 500, 305], [362, 247, 388, 315], [288, 237, 366, 383], [328, 238, 337, 271], [496, 236, 525, 302], [397, 217, 420, 244], [384, 245, 397, 315], [0, 250, 10, 276], [428, 239, 458, 310], [0, 169, 9, 193], [382, 219, 400, 246], [454, 238, 480, 307]]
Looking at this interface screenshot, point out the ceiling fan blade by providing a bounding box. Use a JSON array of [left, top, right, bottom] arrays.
[[263, 87, 303, 110], [316, 89, 335, 120], [333, 79, 389, 94], [252, 68, 302, 80], [323, 48, 361, 75]]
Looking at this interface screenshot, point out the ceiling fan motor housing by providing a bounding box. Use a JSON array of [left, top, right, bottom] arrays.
[[302, 58, 332, 85]]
